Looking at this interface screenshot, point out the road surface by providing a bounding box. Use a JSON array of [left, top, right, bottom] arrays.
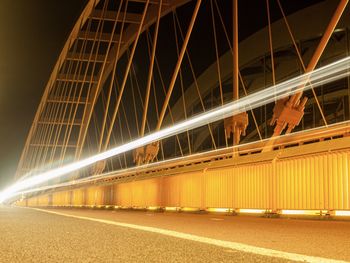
[[0, 206, 349, 262]]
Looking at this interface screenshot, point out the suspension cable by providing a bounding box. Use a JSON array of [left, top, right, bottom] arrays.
[[277, 0, 328, 126], [174, 12, 217, 149], [102, 0, 150, 152], [140, 0, 162, 137], [156, 0, 202, 130], [213, 0, 262, 141], [266, 0, 276, 88], [97, 0, 128, 152], [172, 12, 192, 154], [146, 31, 184, 156], [210, 0, 228, 147]]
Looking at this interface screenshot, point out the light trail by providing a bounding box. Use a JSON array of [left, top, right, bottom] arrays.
[[1, 56, 350, 204], [16, 120, 350, 196]]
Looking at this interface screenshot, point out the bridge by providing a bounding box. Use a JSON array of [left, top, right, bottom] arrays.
[[1, 0, 350, 262]]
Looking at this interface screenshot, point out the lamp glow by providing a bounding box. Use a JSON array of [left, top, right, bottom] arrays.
[[334, 210, 350, 216], [239, 209, 267, 214], [281, 210, 328, 216], [206, 208, 231, 213]]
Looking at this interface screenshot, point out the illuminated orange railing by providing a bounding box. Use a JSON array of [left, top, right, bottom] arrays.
[[16, 121, 350, 216]]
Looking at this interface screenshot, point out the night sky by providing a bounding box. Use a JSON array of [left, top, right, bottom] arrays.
[[0, 0, 86, 188], [0, 0, 325, 189]]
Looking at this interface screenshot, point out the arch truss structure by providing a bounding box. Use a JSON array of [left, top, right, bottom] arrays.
[[16, 0, 350, 183]]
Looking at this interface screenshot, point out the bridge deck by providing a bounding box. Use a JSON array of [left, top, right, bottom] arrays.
[[2, 206, 349, 262]]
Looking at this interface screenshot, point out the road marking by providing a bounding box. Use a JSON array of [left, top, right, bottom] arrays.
[[31, 208, 347, 263]]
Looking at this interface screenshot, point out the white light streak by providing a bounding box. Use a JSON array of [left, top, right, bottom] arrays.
[[17, 119, 350, 197], [1, 56, 350, 204]]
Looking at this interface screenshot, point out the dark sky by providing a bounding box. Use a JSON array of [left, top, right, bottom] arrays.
[[0, 0, 86, 188], [0, 0, 325, 189]]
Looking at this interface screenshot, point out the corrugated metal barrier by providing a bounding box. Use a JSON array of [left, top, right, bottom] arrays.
[[19, 137, 350, 212]]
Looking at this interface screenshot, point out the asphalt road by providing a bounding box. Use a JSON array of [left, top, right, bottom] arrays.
[[0, 206, 349, 262]]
